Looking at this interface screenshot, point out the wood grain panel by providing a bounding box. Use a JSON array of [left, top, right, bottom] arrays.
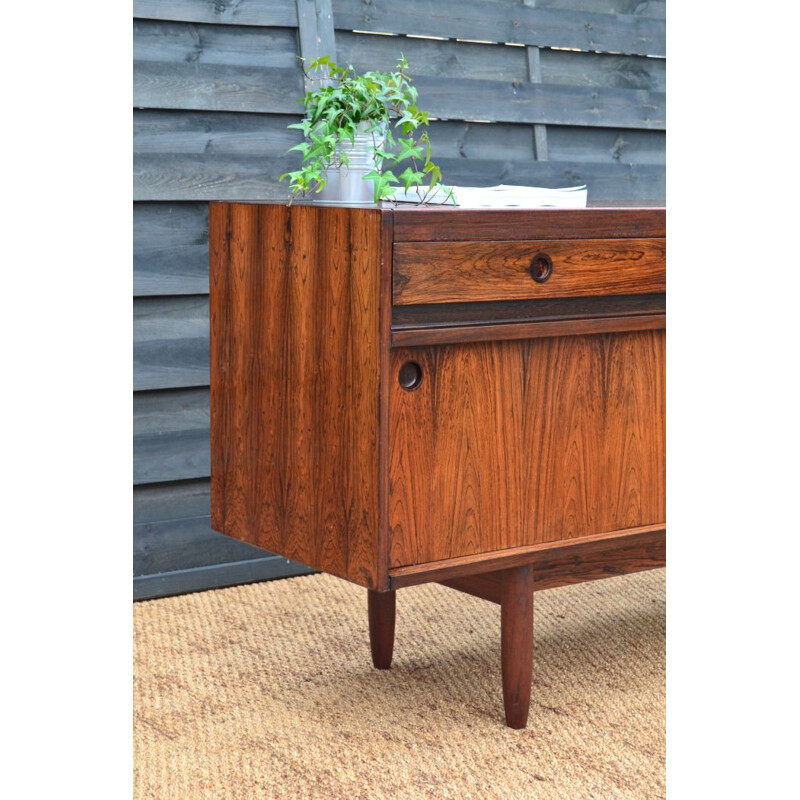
[[390, 313, 665, 347], [209, 203, 384, 588], [390, 525, 664, 588], [388, 332, 665, 567], [393, 238, 665, 305], [391, 208, 665, 242]]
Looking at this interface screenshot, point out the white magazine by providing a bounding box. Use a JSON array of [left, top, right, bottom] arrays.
[[386, 184, 588, 208]]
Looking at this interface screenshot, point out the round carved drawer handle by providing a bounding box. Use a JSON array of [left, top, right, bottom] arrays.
[[398, 361, 423, 391], [529, 252, 553, 283]]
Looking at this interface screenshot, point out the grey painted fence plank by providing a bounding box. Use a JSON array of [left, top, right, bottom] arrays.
[[546, 125, 665, 165], [133, 19, 299, 67], [134, 388, 210, 483], [332, 0, 665, 57], [135, 152, 663, 202], [134, 155, 295, 202], [537, 0, 665, 20], [428, 120, 536, 162], [133, 20, 304, 112], [134, 425, 209, 484], [134, 110, 302, 202], [134, 203, 209, 296], [134, 296, 209, 390], [135, 113, 665, 170], [526, 42, 548, 161], [134, 387, 209, 436], [134, 514, 269, 575], [413, 75, 664, 129], [335, 30, 529, 83], [133, 0, 299, 27], [296, 0, 337, 89], [337, 30, 664, 92], [135, 53, 662, 128], [134, 61, 303, 113], [435, 156, 665, 200], [134, 479, 210, 525], [540, 48, 664, 92], [134, 556, 316, 601], [134, 110, 301, 154]]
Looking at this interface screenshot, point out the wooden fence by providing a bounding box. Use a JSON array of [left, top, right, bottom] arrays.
[[133, 0, 665, 599]]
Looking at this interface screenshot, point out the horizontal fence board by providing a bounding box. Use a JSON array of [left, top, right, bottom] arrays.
[[428, 120, 535, 162], [332, 0, 665, 57], [134, 296, 209, 390], [537, 0, 665, 20], [136, 153, 663, 202], [546, 125, 665, 165], [133, 20, 303, 112], [336, 30, 529, 83], [135, 71, 663, 128], [539, 48, 664, 92], [413, 74, 664, 128], [134, 478, 210, 524], [134, 62, 303, 113], [133, 0, 299, 27], [134, 156, 665, 206], [134, 110, 302, 202], [133, 19, 299, 67], [134, 115, 664, 204], [134, 110, 301, 154], [338, 31, 664, 92], [428, 120, 665, 166], [134, 202, 209, 296], [133, 21, 661, 126], [435, 157, 665, 200], [134, 556, 316, 601], [134, 514, 269, 575], [134, 388, 210, 483], [135, 155, 294, 201]]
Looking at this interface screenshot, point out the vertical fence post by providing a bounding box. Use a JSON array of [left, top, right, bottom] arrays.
[[296, 0, 337, 89], [523, 0, 548, 161]]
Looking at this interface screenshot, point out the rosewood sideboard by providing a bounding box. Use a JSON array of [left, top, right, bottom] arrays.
[[209, 201, 666, 728]]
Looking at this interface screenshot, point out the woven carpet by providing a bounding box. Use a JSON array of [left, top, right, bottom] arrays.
[[134, 568, 665, 799]]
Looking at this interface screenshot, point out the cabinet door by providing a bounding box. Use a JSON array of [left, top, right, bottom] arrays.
[[388, 331, 665, 568]]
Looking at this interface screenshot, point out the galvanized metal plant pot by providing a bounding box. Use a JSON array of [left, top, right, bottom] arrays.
[[317, 121, 385, 205]]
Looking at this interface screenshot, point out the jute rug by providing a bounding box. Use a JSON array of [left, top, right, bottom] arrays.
[[134, 568, 665, 799]]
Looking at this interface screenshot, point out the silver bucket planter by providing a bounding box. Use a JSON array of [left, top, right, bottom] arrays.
[[317, 122, 385, 205]]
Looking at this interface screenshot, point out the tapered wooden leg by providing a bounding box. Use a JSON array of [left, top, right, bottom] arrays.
[[500, 564, 535, 729], [368, 589, 396, 669]]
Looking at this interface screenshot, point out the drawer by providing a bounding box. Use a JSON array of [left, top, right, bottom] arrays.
[[392, 238, 666, 306]]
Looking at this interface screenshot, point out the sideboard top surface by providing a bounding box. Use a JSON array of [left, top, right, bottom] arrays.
[[209, 201, 665, 241]]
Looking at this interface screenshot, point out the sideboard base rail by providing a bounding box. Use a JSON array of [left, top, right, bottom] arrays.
[[388, 525, 665, 590]]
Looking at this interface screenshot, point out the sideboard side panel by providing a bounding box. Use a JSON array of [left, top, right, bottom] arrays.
[[388, 330, 665, 567], [210, 204, 383, 588]]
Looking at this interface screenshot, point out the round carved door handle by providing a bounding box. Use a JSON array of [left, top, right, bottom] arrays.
[[529, 253, 553, 283], [398, 361, 423, 391]]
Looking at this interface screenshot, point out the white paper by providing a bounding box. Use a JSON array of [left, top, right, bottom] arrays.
[[386, 184, 588, 208]]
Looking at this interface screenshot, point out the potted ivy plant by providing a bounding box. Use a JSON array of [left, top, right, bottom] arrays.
[[280, 55, 452, 205]]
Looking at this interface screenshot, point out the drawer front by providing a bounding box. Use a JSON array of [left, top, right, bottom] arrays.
[[388, 332, 666, 568], [393, 238, 666, 306]]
